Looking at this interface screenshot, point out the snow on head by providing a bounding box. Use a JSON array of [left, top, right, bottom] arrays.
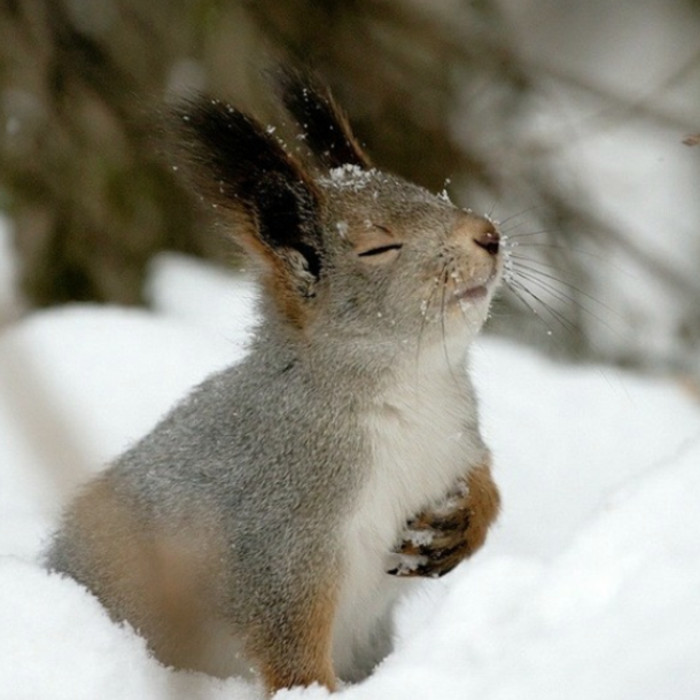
[[323, 164, 379, 192], [335, 220, 349, 238]]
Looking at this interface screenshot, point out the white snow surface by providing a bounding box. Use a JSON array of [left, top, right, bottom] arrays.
[[1, 251, 699, 699]]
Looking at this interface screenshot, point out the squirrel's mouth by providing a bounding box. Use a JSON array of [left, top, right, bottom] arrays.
[[452, 268, 499, 304], [453, 284, 488, 302]]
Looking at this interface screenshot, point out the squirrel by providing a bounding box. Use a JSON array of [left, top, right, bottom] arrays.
[[45, 69, 502, 694]]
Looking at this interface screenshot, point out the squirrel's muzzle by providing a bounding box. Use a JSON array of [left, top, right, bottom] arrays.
[[452, 213, 500, 257]]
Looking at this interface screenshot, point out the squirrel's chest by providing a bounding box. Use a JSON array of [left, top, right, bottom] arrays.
[[331, 371, 482, 675], [360, 377, 478, 539], [342, 361, 483, 555]]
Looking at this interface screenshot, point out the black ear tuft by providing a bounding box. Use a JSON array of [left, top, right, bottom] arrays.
[[273, 67, 371, 171], [172, 96, 322, 275]]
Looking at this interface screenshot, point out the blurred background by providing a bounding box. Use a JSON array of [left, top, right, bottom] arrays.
[[0, 0, 698, 378]]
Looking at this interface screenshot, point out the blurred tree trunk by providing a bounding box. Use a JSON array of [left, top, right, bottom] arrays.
[[1, 0, 699, 377], [0, 0, 247, 304], [0, 0, 525, 306]]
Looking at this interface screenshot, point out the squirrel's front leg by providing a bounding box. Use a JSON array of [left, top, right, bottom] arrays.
[[388, 459, 500, 578], [246, 564, 339, 694]]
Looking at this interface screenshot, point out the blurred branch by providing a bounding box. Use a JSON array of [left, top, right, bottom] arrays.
[[0, 0, 698, 376], [526, 44, 700, 137]]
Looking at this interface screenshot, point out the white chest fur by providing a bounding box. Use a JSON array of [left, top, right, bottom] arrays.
[[331, 347, 485, 678]]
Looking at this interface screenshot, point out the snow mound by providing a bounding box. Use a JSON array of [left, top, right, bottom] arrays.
[[0, 253, 698, 699]]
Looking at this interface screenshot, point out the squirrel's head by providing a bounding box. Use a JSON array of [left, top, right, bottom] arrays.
[[173, 69, 502, 357]]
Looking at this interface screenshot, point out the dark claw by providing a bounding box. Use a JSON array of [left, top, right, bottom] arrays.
[[434, 561, 458, 577], [388, 539, 472, 578]]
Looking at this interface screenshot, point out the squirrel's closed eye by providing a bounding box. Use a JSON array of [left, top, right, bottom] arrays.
[[354, 223, 402, 263], [358, 243, 403, 257], [356, 242, 403, 265]]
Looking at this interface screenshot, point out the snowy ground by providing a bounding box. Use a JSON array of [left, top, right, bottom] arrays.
[[1, 246, 699, 699]]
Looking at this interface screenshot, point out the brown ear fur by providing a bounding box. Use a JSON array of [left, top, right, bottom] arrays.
[[171, 97, 324, 327], [273, 67, 372, 170]]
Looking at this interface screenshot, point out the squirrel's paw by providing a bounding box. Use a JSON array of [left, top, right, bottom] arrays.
[[387, 463, 500, 578], [387, 490, 472, 578]]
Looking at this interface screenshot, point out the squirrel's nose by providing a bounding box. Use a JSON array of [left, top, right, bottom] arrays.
[[454, 214, 501, 256], [472, 221, 500, 256]]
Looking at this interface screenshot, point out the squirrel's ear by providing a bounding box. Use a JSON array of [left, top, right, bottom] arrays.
[[173, 97, 324, 325], [273, 67, 372, 170]]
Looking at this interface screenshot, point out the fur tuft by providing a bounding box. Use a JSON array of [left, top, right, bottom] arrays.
[[172, 97, 322, 264], [273, 67, 371, 171]]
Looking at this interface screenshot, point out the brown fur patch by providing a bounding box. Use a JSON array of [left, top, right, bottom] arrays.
[[250, 578, 338, 694], [61, 477, 339, 686], [64, 477, 228, 674], [220, 213, 312, 330], [462, 462, 501, 554]]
